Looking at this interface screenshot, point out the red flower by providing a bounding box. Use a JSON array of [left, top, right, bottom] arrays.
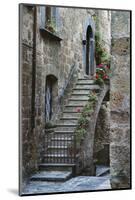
[[106, 65, 110, 69], [76, 107, 81, 112], [103, 75, 108, 79], [96, 74, 99, 79], [98, 64, 103, 68]]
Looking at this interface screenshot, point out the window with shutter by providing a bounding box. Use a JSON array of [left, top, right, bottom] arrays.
[[40, 6, 46, 28], [40, 6, 57, 33]]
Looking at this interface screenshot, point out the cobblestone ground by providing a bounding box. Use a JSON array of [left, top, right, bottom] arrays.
[[22, 176, 111, 195]]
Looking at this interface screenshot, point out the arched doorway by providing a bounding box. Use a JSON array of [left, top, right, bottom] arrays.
[[86, 25, 95, 76], [45, 75, 58, 122]]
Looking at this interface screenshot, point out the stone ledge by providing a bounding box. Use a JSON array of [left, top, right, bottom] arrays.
[[40, 28, 62, 41]]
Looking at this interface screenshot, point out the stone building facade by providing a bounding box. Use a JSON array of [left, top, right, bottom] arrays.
[[110, 11, 131, 188], [20, 4, 130, 190]]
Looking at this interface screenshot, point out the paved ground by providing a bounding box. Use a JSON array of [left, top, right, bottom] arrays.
[[22, 176, 111, 195], [96, 165, 110, 177]]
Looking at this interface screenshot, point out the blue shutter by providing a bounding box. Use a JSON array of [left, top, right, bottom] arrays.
[[51, 7, 56, 20], [40, 6, 46, 28], [52, 7, 61, 31], [51, 7, 57, 30]]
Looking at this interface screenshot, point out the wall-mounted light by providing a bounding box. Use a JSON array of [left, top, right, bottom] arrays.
[[82, 40, 86, 45]]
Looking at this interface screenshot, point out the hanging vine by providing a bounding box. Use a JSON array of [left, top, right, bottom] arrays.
[[75, 91, 98, 147]]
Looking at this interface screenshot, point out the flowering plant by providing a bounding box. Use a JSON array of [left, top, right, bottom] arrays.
[[76, 107, 82, 113], [75, 92, 97, 147], [95, 63, 111, 85]]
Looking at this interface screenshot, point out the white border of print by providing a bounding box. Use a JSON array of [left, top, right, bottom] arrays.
[[0, 0, 134, 200]]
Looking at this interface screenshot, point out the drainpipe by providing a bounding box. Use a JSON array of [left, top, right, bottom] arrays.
[[31, 5, 37, 129]]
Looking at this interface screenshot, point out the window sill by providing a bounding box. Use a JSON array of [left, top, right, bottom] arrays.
[[40, 27, 62, 41]]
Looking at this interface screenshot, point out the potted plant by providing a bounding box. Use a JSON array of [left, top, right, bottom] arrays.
[[45, 18, 56, 33]]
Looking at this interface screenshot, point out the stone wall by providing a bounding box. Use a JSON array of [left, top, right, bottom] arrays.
[[110, 11, 131, 188], [21, 6, 38, 181], [96, 10, 111, 54]]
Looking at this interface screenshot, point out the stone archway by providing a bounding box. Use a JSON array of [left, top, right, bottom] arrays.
[[93, 94, 110, 168], [77, 84, 110, 175]]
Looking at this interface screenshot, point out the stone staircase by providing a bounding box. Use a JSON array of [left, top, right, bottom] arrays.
[[22, 78, 111, 194], [31, 78, 101, 182]]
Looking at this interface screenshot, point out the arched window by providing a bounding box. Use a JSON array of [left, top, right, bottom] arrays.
[[86, 25, 95, 76], [45, 75, 58, 122]]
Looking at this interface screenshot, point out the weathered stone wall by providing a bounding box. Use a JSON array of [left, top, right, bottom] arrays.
[[110, 11, 130, 188], [96, 10, 111, 54], [21, 6, 38, 181]]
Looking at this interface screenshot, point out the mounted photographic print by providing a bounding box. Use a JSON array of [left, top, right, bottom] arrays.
[[19, 3, 131, 196]]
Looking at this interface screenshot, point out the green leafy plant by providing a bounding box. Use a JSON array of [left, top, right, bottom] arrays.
[[95, 31, 111, 65], [45, 122, 57, 129], [75, 92, 98, 147], [45, 18, 56, 33], [88, 91, 98, 102]]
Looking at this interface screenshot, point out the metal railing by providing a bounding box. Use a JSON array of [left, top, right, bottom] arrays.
[[44, 132, 76, 163]]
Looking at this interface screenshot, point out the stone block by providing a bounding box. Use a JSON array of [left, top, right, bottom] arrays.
[[110, 144, 130, 178]]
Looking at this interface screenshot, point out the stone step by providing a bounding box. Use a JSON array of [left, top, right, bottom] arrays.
[[64, 105, 84, 112], [55, 126, 76, 131], [77, 79, 95, 84], [39, 163, 76, 172], [54, 131, 75, 138], [54, 130, 74, 134], [38, 165, 76, 177], [62, 112, 81, 118], [30, 170, 72, 182], [59, 117, 78, 125], [57, 120, 78, 126], [75, 84, 100, 90], [72, 90, 90, 95], [76, 82, 95, 86], [60, 117, 79, 120], [69, 97, 89, 101], [68, 100, 88, 106], [56, 123, 77, 127], [70, 94, 89, 99], [39, 163, 75, 169]]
